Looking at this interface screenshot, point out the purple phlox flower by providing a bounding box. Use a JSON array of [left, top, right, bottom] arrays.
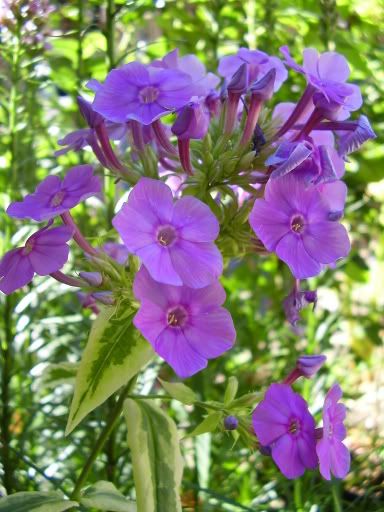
[[106, 120, 129, 141], [171, 100, 210, 140], [224, 415, 239, 430], [152, 48, 220, 97], [55, 128, 94, 156], [218, 47, 287, 92], [86, 78, 102, 92], [0, 225, 73, 295], [92, 61, 205, 125], [77, 291, 100, 314], [283, 286, 317, 326], [102, 242, 129, 265], [133, 266, 236, 378], [266, 139, 345, 185], [249, 174, 351, 279], [252, 383, 317, 479], [205, 90, 221, 117], [337, 115, 376, 157], [7, 165, 101, 222], [280, 46, 362, 118], [316, 384, 350, 480], [77, 96, 104, 128], [113, 178, 222, 288]]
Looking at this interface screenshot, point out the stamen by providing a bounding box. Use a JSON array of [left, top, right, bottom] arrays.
[[167, 306, 188, 327], [139, 86, 159, 104], [157, 225, 177, 247]]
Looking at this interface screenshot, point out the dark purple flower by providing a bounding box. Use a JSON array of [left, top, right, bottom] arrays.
[[316, 384, 350, 480], [280, 47, 362, 119], [0, 225, 73, 295], [218, 48, 287, 91], [93, 62, 203, 125], [224, 415, 239, 430], [249, 175, 350, 279], [252, 383, 317, 479], [113, 178, 222, 288], [171, 101, 209, 140], [133, 267, 236, 378], [152, 48, 220, 97], [7, 165, 101, 222]]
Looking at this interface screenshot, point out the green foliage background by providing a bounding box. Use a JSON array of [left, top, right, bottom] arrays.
[[0, 0, 383, 510]]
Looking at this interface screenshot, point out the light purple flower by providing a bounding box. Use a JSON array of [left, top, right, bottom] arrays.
[[0, 225, 73, 294], [93, 62, 204, 125], [112, 178, 222, 288], [218, 48, 287, 91], [171, 100, 210, 140], [283, 287, 317, 326], [280, 47, 362, 119], [7, 165, 101, 222], [297, 354, 326, 377], [337, 115, 376, 157], [249, 175, 350, 279], [152, 48, 220, 97], [133, 267, 236, 378], [252, 383, 317, 479], [103, 242, 129, 265], [316, 384, 350, 480], [55, 128, 94, 156]]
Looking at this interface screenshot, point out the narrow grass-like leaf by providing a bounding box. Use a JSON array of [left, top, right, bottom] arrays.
[[124, 398, 184, 512], [158, 378, 197, 404], [66, 300, 154, 434]]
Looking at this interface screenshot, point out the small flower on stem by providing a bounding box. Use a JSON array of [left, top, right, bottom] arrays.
[[224, 415, 239, 430], [283, 354, 326, 385]]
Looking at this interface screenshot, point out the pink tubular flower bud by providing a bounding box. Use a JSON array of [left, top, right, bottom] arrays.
[[249, 68, 276, 101], [283, 354, 327, 385]]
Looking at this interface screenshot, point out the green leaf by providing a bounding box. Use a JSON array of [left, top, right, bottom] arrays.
[[124, 399, 184, 512], [80, 481, 136, 511], [223, 376, 239, 404], [158, 378, 197, 405], [188, 412, 223, 437], [41, 362, 78, 389], [0, 492, 78, 512], [66, 301, 154, 434]]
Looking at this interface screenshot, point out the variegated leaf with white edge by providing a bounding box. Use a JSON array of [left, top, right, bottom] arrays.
[[80, 481, 136, 511], [124, 398, 184, 512], [158, 378, 197, 405], [66, 300, 154, 434], [0, 492, 78, 512]]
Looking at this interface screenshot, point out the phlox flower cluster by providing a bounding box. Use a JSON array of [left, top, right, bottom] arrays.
[[0, 44, 375, 481]]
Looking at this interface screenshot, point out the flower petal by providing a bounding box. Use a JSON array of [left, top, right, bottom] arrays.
[[172, 195, 219, 242], [249, 200, 290, 251], [303, 222, 350, 264], [275, 233, 321, 279]]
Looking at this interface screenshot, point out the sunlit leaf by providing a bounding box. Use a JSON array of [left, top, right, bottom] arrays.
[[80, 481, 136, 512], [0, 492, 78, 512]]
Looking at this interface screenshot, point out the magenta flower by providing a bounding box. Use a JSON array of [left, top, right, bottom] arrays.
[[112, 178, 222, 288], [93, 62, 203, 125], [133, 267, 236, 378], [249, 175, 350, 279], [252, 383, 317, 479], [7, 165, 101, 222], [0, 225, 73, 295], [316, 384, 350, 480], [218, 48, 287, 92], [280, 47, 362, 119], [152, 48, 220, 97]]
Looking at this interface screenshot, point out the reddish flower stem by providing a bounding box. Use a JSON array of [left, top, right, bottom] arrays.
[[239, 99, 262, 147], [50, 270, 83, 287], [61, 211, 98, 256], [177, 139, 193, 175], [95, 122, 125, 171], [152, 119, 177, 155]]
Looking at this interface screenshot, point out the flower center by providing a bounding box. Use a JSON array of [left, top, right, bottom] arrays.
[[290, 214, 305, 234], [167, 306, 188, 328], [139, 86, 159, 104], [50, 190, 65, 207], [157, 225, 177, 247], [288, 418, 301, 435]]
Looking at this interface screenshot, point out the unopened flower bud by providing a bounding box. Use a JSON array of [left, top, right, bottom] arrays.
[[224, 415, 239, 431], [338, 115, 376, 157], [297, 354, 326, 378], [250, 68, 276, 101], [171, 102, 209, 141], [79, 271, 103, 287], [92, 291, 114, 305], [77, 96, 103, 129], [227, 63, 249, 95]]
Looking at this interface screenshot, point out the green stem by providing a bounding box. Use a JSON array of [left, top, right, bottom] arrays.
[[294, 478, 303, 512], [0, 296, 15, 494], [106, 0, 115, 70], [332, 480, 343, 512], [70, 381, 133, 500], [77, 0, 84, 89]]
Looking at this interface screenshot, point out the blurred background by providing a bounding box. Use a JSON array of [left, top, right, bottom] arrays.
[[0, 1, 383, 510]]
